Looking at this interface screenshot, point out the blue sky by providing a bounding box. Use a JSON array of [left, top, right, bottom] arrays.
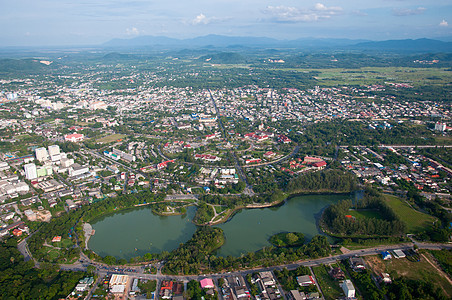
[[0, 0, 451, 46]]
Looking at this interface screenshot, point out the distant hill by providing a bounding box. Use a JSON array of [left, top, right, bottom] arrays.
[[102, 35, 452, 53], [102, 52, 138, 60], [0, 58, 57, 75], [351, 38, 452, 52], [103, 34, 367, 49], [198, 52, 246, 64]]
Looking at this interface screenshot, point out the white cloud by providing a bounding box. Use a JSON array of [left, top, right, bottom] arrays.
[[126, 27, 139, 36], [192, 13, 208, 25], [439, 20, 448, 27], [392, 7, 426, 17], [264, 3, 343, 23], [190, 13, 228, 26]]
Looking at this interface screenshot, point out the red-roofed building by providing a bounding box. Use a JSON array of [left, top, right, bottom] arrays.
[[64, 133, 84, 142], [277, 135, 291, 144], [12, 228, 22, 236], [246, 158, 262, 164], [200, 278, 214, 289], [161, 281, 173, 290], [312, 161, 327, 169]]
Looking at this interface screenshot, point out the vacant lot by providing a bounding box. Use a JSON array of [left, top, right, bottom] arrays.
[[96, 134, 126, 144], [365, 253, 452, 298], [312, 264, 344, 300], [384, 194, 436, 233]]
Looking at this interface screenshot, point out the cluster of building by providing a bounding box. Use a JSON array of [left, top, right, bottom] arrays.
[[341, 146, 451, 195]]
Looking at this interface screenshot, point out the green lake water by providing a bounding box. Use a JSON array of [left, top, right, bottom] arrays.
[[88, 194, 349, 259]]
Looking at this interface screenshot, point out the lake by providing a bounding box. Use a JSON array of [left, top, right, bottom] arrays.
[[88, 194, 349, 259]]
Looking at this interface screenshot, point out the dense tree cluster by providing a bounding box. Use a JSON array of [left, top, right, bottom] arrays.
[[185, 280, 217, 300], [286, 169, 357, 194], [163, 227, 225, 275], [289, 120, 438, 147], [387, 278, 448, 300], [269, 232, 305, 247], [322, 188, 406, 237], [193, 203, 215, 225], [274, 266, 313, 292], [0, 239, 85, 300]]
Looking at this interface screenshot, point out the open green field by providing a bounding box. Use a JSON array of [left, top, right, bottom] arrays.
[[274, 67, 452, 87], [365, 253, 452, 298], [384, 194, 436, 233], [312, 265, 344, 300], [348, 209, 385, 220], [96, 134, 126, 143]]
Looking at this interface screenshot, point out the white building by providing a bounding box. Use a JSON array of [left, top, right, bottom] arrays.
[[342, 280, 355, 298], [0, 161, 9, 171], [35, 147, 49, 162], [61, 158, 74, 168], [435, 122, 447, 131], [24, 163, 37, 180], [48, 145, 60, 156], [69, 164, 90, 177]]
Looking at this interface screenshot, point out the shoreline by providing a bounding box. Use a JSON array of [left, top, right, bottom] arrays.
[[203, 190, 352, 226]]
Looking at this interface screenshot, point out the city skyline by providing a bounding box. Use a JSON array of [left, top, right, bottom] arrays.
[[1, 0, 451, 46]]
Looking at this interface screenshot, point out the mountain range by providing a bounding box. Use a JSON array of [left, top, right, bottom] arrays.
[[103, 35, 452, 52]]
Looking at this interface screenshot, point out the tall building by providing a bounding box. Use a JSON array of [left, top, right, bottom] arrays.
[[48, 145, 60, 156], [35, 147, 49, 162], [24, 163, 37, 180]]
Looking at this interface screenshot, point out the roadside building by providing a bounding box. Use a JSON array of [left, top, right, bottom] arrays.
[[342, 280, 355, 298], [296, 275, 315, 287], [200, 278, 214, 289]]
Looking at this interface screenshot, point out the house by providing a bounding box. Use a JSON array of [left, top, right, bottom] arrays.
[[52, 236, 62, 242], [296, 275, 315, 287], [307, 292, 320, 299], [259, 271, 276, 286], [289, 290, 307, 300], [380, 273, 392, 284], [329, 267, 345, 280], [342, 280, 355, 298], [350, 256, 366, 271], [12, 228, 22, 236], [381, 251, 392, 260], [200, 278, 214, 289]]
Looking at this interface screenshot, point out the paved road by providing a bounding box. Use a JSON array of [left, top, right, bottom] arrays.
[[58, 242, 452, 281]]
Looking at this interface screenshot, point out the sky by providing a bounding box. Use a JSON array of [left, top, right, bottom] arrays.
[[0, 0, 451, 46]]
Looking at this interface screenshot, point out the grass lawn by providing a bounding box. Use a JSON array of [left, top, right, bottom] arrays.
[[365, 254, 452, 298], [96, 134, 126, 144], [348, 209, 385, 220], [46, 248, 61, 261], [53, 238, 73, 248], [384, 194, 436, 233], [312, 265, 344, 300]]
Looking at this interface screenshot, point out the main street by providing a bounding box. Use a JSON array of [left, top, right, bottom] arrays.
[[59, 241, 452, 281]]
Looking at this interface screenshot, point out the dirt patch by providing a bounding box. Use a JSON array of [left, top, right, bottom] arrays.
[[364, 256, 386, 275]]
